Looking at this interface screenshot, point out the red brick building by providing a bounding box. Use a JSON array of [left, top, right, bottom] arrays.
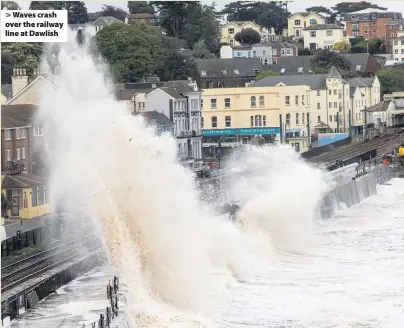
[[345, 9, 402, 40], [1, 105, 46, 176]]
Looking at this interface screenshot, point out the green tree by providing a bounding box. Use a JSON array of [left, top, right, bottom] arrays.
[[95, 22, 162, 83], [1, 1, 20, 9], [258, 2, 289, 35], [256, 70, 279, 80], [298, 48, 312, 56], [331, 1, 387, 20], [306, 6, 331, 15], [1, 43, 43, 77], [192, 40, 215, 59], [152, 2, 220, 50], [332, 40, 351, 51], [350, 38, 382, 55], [235, 28, 261, 44], [128, 1, 154, 14], [100, 4, 127, 21], [155, 50, 198, 81], [309, 49, 351, 75], [29, 1, 88, 24], [375, 68, 404, 96]]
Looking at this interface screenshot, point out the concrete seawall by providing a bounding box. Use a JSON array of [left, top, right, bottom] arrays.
[[319, 165, 393, 219]]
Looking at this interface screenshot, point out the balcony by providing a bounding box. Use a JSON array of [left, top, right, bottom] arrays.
[[1, 163, 25, 175]]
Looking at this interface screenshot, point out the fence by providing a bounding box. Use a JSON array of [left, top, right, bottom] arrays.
[[82, 276, 120, 328]]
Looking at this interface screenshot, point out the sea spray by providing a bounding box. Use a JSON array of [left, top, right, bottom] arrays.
[[224, 145, 330, 252], [35, 34, 244, 327]]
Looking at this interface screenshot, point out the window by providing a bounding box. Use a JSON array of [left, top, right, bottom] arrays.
[[317, 102, 321, 109], [352, 23, 358, 30], [295, 95, 299, 105], [255, 115, 262, 127], [326, 30, 333, 36], [317, 115, 321, 122], [294, 19, 301, 26], [329, 90, 332, 95], [333, 89, 337, 95], [286, 113, 290, 125], [16, 128, 21, 139], [296, 113, 299, 125], [250, 96, 256, 107], [295, 30, 300, 37], [252, 51, 257, 58], [302, 113, 305, 125], [250, 116, 254, 127], [224, 98, 231, 108], [32, 187, 37, 207], [225, 116, 231, 127], [334, 102, 337, 108], [259, 96, 265, 107], [21, 146, 26, 160], [334, 114, 338, 122], [5, 129, 11, 140], [16, 148, 21, 160], [329, 115, 333, 122], [329, 102, 332, 108], [201, 99, 203, 109], [310, 31, 316, 37], [356, 65, 361, 71], [263, 50, 266, 55], [302, 95, 305, 105], [316, 90, 320, 96], [201, 117, 204, 128], [285, 96, 290, 105], [6, 149, 11, 162], [253, 68, 259, 74], [363, 15, 367, 19], [34, 126, 43, 136], [210, 99, 217, 109], [228, 28, 234, 34], [211, 116, 217, 128], [364, 30, 368, 34], [263, 115, 267, 126], [247, 51, 251, 58]]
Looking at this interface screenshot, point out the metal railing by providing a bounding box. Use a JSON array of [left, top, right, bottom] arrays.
[[82, 276, 120, 328]]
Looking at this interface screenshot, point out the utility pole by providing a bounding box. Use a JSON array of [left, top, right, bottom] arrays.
[[348, 110, 352, 137], [337, 112, 340, 133], [279, 114, 283, 144]]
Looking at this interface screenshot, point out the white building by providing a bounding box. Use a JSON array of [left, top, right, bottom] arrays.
[[115, 80, 203, 166], [302, 24, 347, 51], [392, 33, 404, 63], [69, 16, 123, 38], [220, 44, 273, 65]]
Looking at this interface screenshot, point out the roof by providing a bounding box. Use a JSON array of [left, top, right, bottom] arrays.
[[364, 101, 391, 112], [303, 24, 343, 30], [252, 74, 328, 90], [2, 174, 48, 189], [91, 16, 122, 26], [196, 58, 263, 78], [159, 87, 184, 99], [348, 8, 388, 14], [270, 42, 296, 49], [1, 104, 39, 127], [1, 116, 27, 129], [328, 66, 342, 78], [141, 111, 174, 127], [1, 84, 12, 98], [289, 11, 325, 19], [6, 75, 56, 105], [163, 80, 198, 93], [223, 21, 260, 27], [266, 53, 380, 75], [127, 13, 153, 19]]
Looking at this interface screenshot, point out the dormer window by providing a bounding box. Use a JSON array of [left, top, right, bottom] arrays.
[[253, 69, 259, 74], [201, 70, 206, 76], [298, 67, 303, 74], [280, 68, 285, 74], [234, 69, 240, 74], [356, 65, 361, 71]]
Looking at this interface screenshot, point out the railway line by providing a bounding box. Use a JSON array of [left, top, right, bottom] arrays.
[[1, 237, 101, 293], [308, 134, 403, 168]]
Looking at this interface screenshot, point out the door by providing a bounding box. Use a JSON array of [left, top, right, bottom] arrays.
[[11, 189, 19, 217]]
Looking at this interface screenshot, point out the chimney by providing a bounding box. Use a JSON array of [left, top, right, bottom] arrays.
[[11, 67, 29, 97]]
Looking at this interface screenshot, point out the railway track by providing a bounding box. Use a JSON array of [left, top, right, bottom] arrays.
[[1, 237, 102, 293], [309, 134, 401, 166]]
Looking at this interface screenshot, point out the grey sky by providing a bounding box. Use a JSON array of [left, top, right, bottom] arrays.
[[18, 1, 404, 16]]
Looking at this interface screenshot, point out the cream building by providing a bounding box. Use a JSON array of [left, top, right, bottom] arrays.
[[287, 12, 326, 38], [220, 21, 275, 46], [392, 34, 404, 63], [302, 24, 347, 51], [252, 66, 381, 137], [201, 85, 312, 152]]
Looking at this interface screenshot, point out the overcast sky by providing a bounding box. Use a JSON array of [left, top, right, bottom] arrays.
[[19, 1, 404, 15]]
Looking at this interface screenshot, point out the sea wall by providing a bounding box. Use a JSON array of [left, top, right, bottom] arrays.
[[319, 165, 393, 219]]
